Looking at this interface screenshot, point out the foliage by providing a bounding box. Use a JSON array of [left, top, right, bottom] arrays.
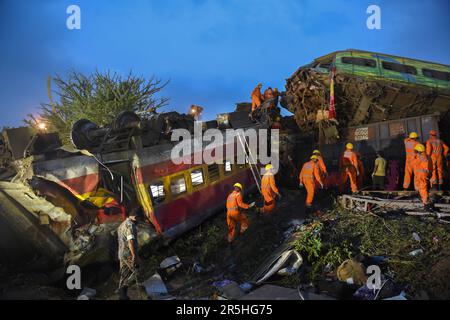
[[24, 70, 169, 144], [293, 221, 323, 261], [310, 242, 353, 281], [319, 205, 450, 299]]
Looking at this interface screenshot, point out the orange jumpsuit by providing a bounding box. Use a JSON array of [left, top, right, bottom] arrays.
[[413, 153, 431, 204], [403, 138, 420, 189], [261, 172, 279, 213], [226, 190, 250, 242], [339, 149, 359, 193], [299, 160, 323, 207], [426, 137, 449, 186], [251, 87, 263, 111]]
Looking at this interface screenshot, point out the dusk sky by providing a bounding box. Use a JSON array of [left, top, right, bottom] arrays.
[[1, 0, 449, 127]]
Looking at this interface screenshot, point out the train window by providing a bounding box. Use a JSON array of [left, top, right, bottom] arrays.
[[149, 181, 165, 205], [382, 61, 417, 75], [190, 169, 205, 187], [341, 57, 376, 68], [224, 160, 233, 174], [170, 175, 187, 195], [318, 59, 333, 70], [208, 164, 220, 182], [422, 68, 450, 82]]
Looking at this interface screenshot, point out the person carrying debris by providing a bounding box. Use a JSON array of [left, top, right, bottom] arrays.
[[117, 209, 142, 300], [312, 150, 328, 179], [299, 155, 324, 210], [257, 164, 281, 214], [226, 183, 255, 243], [251, 83, 264, 112], [403, 132, 420, 190], [339, 143, 359, 193], [426, 130, 449, 190], [372, 151, 387, 190], [413, 144, 432, 205]]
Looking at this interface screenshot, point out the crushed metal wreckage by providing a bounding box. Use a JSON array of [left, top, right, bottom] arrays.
[[340, 191, 450, 223], [1, 49, 450, 299], [0, 106, 274, 271], [281, 49, 450, 144]]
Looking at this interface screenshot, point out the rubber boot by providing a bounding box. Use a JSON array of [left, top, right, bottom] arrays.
[[119, 286, 130, 300]]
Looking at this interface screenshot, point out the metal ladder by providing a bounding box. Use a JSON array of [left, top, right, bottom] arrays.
[[236, 130, 262, 194]]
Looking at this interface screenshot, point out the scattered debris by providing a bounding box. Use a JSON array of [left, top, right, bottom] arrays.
[[252, 249, 303, 285], [142, 273, 175, 300], [240, 285, 302, 300], [213, 280, 246, 300], [336, 259, 367, 286], [77, 287, 97, 300], [409, 249, 424, 257], [159, 256, 182, 275]]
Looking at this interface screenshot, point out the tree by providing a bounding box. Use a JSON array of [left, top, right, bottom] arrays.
[[25, 70, 169, 144]]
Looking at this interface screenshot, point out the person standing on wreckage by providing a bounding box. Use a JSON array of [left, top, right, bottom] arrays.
[[117, 209, 142, 300]]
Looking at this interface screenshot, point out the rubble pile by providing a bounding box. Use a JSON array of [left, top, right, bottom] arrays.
[[281, 67, 450, 143]]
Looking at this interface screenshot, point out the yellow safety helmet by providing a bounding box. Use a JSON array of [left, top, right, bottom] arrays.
[[233, 183, 243, 190], [312, 149, 321, 155], [265, 164, 273, 171], [311, 155, 319, 160], [414, 144, 425, 153], [346, 143, 354, 150], [409, 132, 418, 139]]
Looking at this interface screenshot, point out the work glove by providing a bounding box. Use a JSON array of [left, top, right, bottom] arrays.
[[299, 183, 304, 189], [319, 183, 324, 189], [249, 202, 256, 208], [276, 193, 282, 200]]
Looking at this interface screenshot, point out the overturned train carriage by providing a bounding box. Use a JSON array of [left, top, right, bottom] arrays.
[[0, 110, 269, 268], [280, 49, 450, 144]]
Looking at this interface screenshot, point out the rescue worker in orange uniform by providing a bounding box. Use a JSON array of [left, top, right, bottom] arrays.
[[299, 155, 324, 209], [413, 144, 431, 205], [226, 183, 255, 243], [403, 132, 420, 190], [251, 83, 263, 112], [312, 150, 328, 180], [339, 143, 359, 193], [257, 164, 281, 214], [426, 130, 449, 190]]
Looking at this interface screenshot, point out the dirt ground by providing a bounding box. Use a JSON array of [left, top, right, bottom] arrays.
[[1, 185, 449, 300], [94, 187, 319, 300]]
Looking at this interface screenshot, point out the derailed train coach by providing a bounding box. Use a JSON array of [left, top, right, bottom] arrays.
[[281, 49, 450, 144], [0, 110, 268, 268]]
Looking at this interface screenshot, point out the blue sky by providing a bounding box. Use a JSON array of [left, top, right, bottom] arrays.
[[1, 0, 449, 127]]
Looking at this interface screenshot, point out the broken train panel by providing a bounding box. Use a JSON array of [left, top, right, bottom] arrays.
[[280, 49, 450, 144]]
